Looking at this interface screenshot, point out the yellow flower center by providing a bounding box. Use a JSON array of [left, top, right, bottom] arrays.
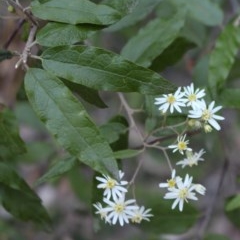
[[202, 109, 211, 121], [106, 179, 116, 189], [178, 141, 187, 150], [167, 95, 176, 104], [167, 179, 176, 188], [179, 188, 188, 199], [188, 94, 197, 102], [114, 204, 124, 213]]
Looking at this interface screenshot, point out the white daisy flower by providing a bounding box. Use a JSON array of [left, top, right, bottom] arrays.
[[168, 134, 192, 155], [155, 87, 186, 113], [131, 206, 153, 223], [183, 83, 206, 109], [93, 202, 110, 223], [103, 195, 138, 226], [188, 100, 224, 131], [164, 174, 198, 211], [159, 169, 182, 189], [96, 170, 128, 200], [176, 149, 205, 168]]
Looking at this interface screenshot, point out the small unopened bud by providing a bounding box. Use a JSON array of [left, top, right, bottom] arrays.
[[204, 124, 212, 133], [7, 5, 15, 13], [188, 119, 202, 129]]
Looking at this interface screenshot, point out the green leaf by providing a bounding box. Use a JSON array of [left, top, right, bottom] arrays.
[[36, 156, 78, 185], [68, 167, 92, 204], [100, 120, 128, 144], [121, 8, 186, 67], [225, 195, 240, 228], [36, 23, 101, 47], [0, 50, 14, 62], [208, 20, 240, 97], [226, 57, 240, 82], [145, 117, 158, 133], [106, 0, 163, 31], [184, 0, 223, 26], [193, 55, 210, 89], [16, 141, 54, 163], [24, 68, 119, 179], [102, 0, 138, 16], [0, 108, 26, 160], [150, 37, 196, 72], [171, 0, 223, 26], [156, 1, 207, 46], [219, 89, 240, 108], [113, 149, 143, 159], [0, 162, 51, 229], [63, 79, 108, 108], [145, 95, 160, 119], [225, 194, 240, 211], [41, 46, 176, 95], [107, 115, 129, 152], [180, 17, 207, 47], [31, 0, 121, 25]]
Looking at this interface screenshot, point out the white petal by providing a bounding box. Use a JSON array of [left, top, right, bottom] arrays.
[[208, 118, 221, 130], [172, 198, 180, 209], [159, 183, 168, 188], [212, 114, 224, 120], [112, 213, 119, 225], [179, 199, 184, 211], [174, 104, 182, 113]]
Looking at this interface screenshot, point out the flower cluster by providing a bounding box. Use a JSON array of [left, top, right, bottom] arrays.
[[93, 170, 153, 226], [159, 169, 206, 211], [155, 83, 224, 132], [155, 83, 225, 211]]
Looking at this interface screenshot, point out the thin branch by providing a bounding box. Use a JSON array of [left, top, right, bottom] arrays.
[[3, 19, 25, 49], [128, 153, 145, 186], [118, 93, 144, 142], [7, 0, 38, 26], [15, 24, 37, 69], [145, 143, 173, 171], [144, 128, 201, 147]]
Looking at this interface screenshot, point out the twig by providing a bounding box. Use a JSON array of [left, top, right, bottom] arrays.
[[4, 0, 39, 69], [145, 143, 173, 171], [144, 128, 201, 147], [15, 24, 37, 69], [7, 0, 38, 26], [128, 154, 145, 186], [3, 19, 25, 49], [118, 93, 144, 142]]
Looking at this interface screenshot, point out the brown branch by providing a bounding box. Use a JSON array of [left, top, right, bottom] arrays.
[[143, 128, 201, 147], [3, 19, 25, 49], [7, 0, 38, 26]]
